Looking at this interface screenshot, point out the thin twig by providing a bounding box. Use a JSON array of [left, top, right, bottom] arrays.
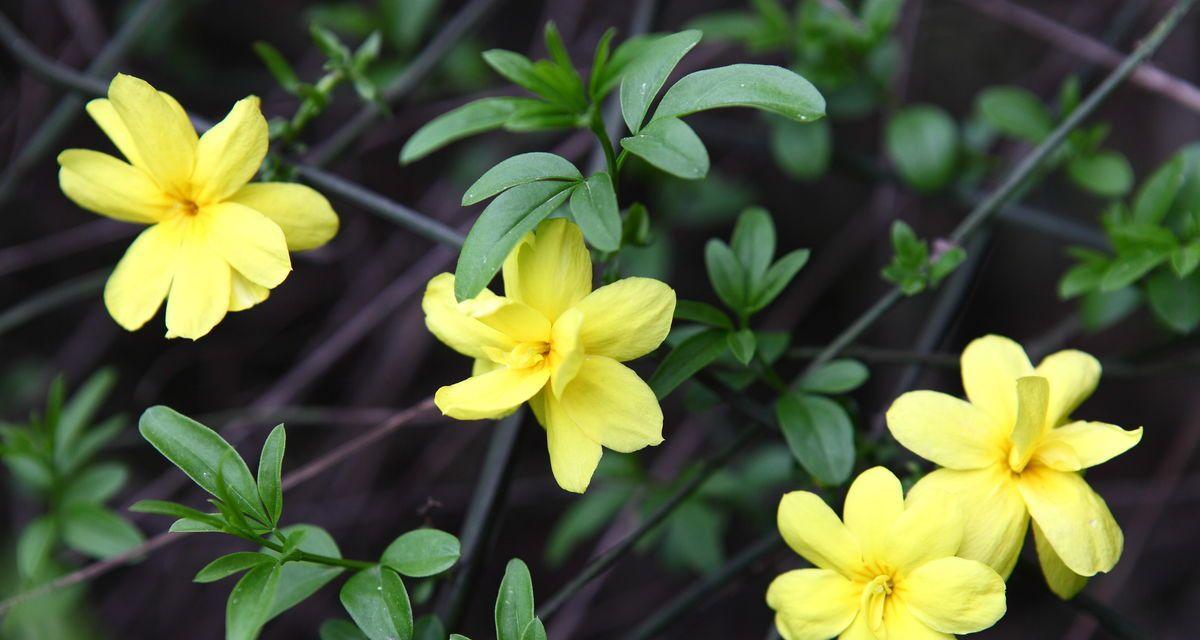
[[0, 270, 106, 337]]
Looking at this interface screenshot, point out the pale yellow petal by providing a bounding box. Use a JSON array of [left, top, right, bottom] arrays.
[[557, 356, 663, 452], [229, 271, 270, 312], [501, 233, 533, 298], [202, 201, 291, 288], [507, 218, 592, 321], [542, 391, 602, 493], [549, 308, 584, 398], [777, 491, 864, 578], [1033, 421, 1142, 472], [226, 182, 340, 251], [1034, 349, 1101, 428], [908, 466, 1029, 577], [58, 149, 172, 223], [573, 277, 675, 361], [191, 96, 268, 204], [434, 367, 548, 421], [103, 218, 185, 330], [837, 614, 875, 640], [883, 490, 963, 573], [881, 599, 952, 640], [422, 273, 515, 359], [85, 99, 144, 168], [459, 296, 551, 343], [107, 74, 196, 194], [885, 390, 1003, 470], [899, 557, 1006, 634], [766, 569, 859, 640], [1033, 521, 1088, 599], [164, 230, 231, 340], [1017, 466, 1123, 576], [1009, 376, 1050, 471], [961, 334, 1033, 428], [842, 466, 904, 564]]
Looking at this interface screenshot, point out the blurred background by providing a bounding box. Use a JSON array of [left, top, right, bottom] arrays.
[[2, 0, 1199, 637]]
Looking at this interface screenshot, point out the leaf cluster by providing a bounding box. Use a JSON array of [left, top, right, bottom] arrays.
[[880, 220, 966, 295]]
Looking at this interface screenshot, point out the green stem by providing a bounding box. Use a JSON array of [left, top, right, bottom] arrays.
[[283, 70, 346, 146], [256, 535, 375, 571], [589, 110, 620, 181]]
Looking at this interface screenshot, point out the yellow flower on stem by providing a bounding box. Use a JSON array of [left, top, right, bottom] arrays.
[[886, 335, 1142, 599], [57, 73, 339, 340], [767, 466, 1007, 640], [422, 218, 675, 493]]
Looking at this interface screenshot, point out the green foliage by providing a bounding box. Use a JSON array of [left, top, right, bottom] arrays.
[[340, 567, 413, 640], [493, 559, 545, 640], [881, 220, 967, 295], [381, 528, 462, 577], [775, 393, 854, 485], [886, 105, 959, 193]]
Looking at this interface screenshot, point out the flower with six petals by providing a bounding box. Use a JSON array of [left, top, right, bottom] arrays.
[[58, 73, 339, 340], [886, 335, 1142, 598], [422, 218, 675, 493], [767, 466, 1007, 640]]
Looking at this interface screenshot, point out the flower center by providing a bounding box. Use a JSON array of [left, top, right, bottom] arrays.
[[174, 199, 200, 217], [860, 574, 893, 634]]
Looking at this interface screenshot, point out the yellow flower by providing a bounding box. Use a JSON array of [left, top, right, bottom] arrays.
[[57, 73, 339, 340], [422, 218, 675, 493], [767, 467, 1006, 640], [886, 335, 1142, 599]]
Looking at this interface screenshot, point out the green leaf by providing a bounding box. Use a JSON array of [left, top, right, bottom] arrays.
[[977, 86, 1053, 143], [885, 105, 958, 193], [60, 462, 127, 506], [749, 249, 810, 312], [311, 24, 352, 63], [503, 100, 579, 132], [569, 173, 622, 251], [131, 499, 226, 529], [171, 517, 226, 534], [463, 153, 582, 206], [482, 50, 576, 107], [1146, 269, 1200, 333], [401, 97, 523, 163], [139, 406, 268, 525], [649, 329, 729, 399], [652, 64, 825, 124], [264, 524, 345, 621], [353, 31, 383, 70], [588, 28, 616, 99], [622, 202, 652, 246], [1100, 252, 1167, 291], [929, 246, 968, 287], [519, 619, 548, 640], [195, 552, 277, 583], [769, 118, 831, 181], [454, 181, 575, 301], [726, 329, 757, 365], [1059, 260, 1108, 299], [620, 117, 710, 180], [381, 529, 462, 578], [594, 34, 656, 98], [16, 516, 55, 579], [1172, 241, 1200, 277], [731, 207, 776, 284], [341, 567, 414, 640], [413, 614, 447, 640], [705, 239, 747, 311], [1067, 151, 1133, 198], [775, 393, 855, 485], [257, 425, 285, 527], [55, 368, 116, 465], [227, 563, 282, 640], [61, 413, 123, 473], [674, 300, 733, 329], [320, 619, 371, 640], [254, 42, 301, 94], [1080, 287, 1141, 332], [862, 0, 903, 36], [619, 30, 702, 133], [61, 503, 144, 559], [545, 486, 631, 566], [797, 359, 870, 394], [495, 559, 535, 640], [1133, 154, 1185, 224]]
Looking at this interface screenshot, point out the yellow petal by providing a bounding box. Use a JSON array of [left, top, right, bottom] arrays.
[[1017, 466, 1123, 576], [899, 557, 1006, 634], [542, 391, 602, 493], [434, 366, 548, 421], [837, 614, 876, 640], [885, 390, 1003, 470], [557, 356, 663, 452], [164, 231, 231, 340], [1033, 521, 1088, 599], [881, 599, 952, 640], [107, 74, 197, 195], [85, 99, 145, 168], [202, 201, 291, 288], [58, 149, 172, 223], [961, 335, 1033, 428], [550, 308, 584, 398], [573, 277, 676, 362], [1033, 421, 1142, 472], [883, 490, 963, 573], [766, 569, 859, 640], [459, 296, 551, 343], [842, 466, 904, 564], [908, 466, 1028, 577], [1034, 349, 1101, 428], [1009, 376, 1050, 471], [422, 273, 515, 359], [229, 271, 270, 312], [103, 218, 185, 330], [226, 182, 340, 251], [505, 218, 591, 321], [191, 97, 268, 204], [777, 491, 863, 578]]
